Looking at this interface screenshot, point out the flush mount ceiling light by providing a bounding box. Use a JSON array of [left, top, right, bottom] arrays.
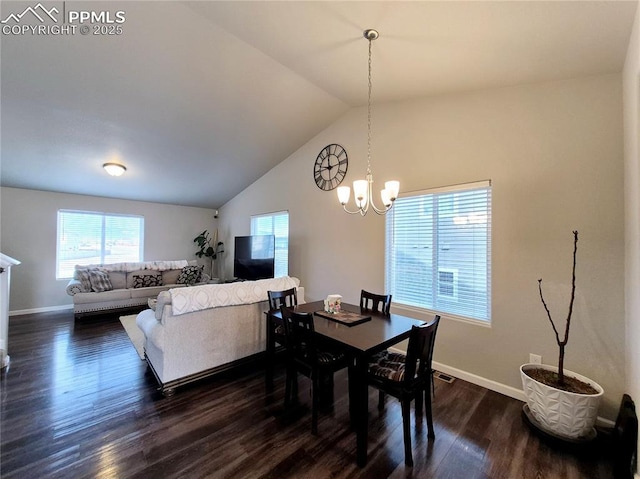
[[337, 29, 400, 216], [103, 162, 127, 177]]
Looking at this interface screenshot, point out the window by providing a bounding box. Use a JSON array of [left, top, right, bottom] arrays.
[[57, 210, 144, 279], [251, 211, 289, 278], [385, 181, 491, 323]]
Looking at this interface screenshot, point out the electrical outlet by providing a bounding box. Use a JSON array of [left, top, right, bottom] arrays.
[[529, 353, 542, 365]]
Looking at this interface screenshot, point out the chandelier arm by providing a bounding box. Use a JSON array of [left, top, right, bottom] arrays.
[[341, 204, 365, 215]]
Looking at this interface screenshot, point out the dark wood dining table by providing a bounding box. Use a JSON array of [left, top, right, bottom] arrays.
[[266, 300, 426, 467]]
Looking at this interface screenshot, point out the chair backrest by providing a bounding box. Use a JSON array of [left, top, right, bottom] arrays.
[[403, 315, 441, 385], [280, 305, 317, 363], [268, 288, 298, 312], [360, 289, 392, 315]]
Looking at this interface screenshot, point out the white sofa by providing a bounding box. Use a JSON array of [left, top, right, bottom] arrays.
[[136, 276, 304, 395], [66, 260, 210, 319]]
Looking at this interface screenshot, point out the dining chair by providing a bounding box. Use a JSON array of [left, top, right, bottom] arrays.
[[360, 289, 392, 316], [367, 315, 441, 466], [280, 305, 351, 434], [267, 288, 298, 347]]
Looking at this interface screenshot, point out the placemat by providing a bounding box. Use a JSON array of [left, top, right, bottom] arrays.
[[315, 310, 371, 327]]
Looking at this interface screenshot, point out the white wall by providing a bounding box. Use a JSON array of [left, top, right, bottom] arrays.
[[0, 187, 217, 313], [218, 74, 625, 419], [623, 0, 640, 472]]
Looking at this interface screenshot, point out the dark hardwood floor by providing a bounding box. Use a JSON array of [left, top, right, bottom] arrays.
[[1, 310, 616, 478]]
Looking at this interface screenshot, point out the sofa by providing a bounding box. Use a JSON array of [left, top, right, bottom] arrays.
[[66, 260, 210, 319], [135, 276, 304, 395]]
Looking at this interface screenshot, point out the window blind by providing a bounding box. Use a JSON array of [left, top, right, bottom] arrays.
[[56, 210, 144, 279], [251, 211, 289, 278], [385, 181, 491, 322]]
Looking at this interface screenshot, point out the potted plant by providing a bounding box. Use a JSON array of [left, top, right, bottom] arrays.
[[193, 230, 224, 280], [520, 230, 604, 441]]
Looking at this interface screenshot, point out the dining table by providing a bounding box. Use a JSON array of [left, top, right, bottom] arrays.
[[266, 300, 426, 467]]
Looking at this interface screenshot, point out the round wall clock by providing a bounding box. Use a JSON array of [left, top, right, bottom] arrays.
[[313, 144, 348, 191]]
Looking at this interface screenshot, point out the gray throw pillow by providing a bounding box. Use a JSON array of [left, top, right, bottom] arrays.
[[89, 270, 113, 292], [76, 268, 93, 291]]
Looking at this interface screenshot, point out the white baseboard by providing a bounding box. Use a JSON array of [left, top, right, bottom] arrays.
[[9, 304, 73, 316], [388, 346, 618, 429], [432, 360, 527, 402]]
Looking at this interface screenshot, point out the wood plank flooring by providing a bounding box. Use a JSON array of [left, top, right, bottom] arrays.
[[0, 310, 616, 478]]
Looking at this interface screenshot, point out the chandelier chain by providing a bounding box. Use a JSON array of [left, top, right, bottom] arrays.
[[367, 36, 372, 176]]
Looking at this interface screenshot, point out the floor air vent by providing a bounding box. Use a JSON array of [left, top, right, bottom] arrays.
[[433, 371, 455, 383]]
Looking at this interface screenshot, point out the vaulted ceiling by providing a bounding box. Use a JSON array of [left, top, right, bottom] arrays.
[[1, 1, 636, 208]]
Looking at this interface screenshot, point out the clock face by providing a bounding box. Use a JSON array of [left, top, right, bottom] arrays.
[[314, 144, 348, 191]]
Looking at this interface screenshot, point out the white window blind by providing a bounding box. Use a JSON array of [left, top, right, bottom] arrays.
[[56, 210, 144, 279], [385, 181, 491, 322], [251, 211, 289, 278]]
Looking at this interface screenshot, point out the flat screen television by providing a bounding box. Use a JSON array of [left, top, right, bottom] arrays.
[[233, 235, 275, 281]]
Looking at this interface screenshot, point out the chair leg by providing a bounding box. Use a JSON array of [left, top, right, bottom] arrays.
[[378, 390, 385, 411], [425, 386, 435, 439], [415, 389, 423, 418], [431, 370, 436, 399], [311, 373, 319, 435], [401, 398, 413, 467], [348, 364, 356, 427], [284, 365, 294, 407]]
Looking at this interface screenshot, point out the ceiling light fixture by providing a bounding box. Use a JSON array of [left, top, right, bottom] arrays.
[[103, 162, 127, 177], [337, 29, 399, 216]]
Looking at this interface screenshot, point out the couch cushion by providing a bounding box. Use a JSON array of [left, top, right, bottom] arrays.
[[132, 273, 163, 288], [109, 271, 127, 290], [170, 276, 298, 316], [176, 265, 203, 285], [162, 269, 181, 285], [130, 285, 171, 299], [89, 270, 113, 292], [73, 289, 131, 304]]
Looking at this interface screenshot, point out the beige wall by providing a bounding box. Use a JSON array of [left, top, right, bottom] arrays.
[[0, 187, 217, 312], [218, 74, 625, 419], [623, 0, 640, 471]]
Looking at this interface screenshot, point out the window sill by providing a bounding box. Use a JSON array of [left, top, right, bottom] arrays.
[[390, 303, 492, 329]]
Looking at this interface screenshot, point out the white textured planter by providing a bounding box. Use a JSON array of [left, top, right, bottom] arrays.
[[520, 363, 604, 440]]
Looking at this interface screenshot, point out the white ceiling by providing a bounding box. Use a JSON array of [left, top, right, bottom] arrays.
[[1, 1, 637, 208]]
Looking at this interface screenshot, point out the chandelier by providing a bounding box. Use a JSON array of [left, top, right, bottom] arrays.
[[337, 29, 400, 216]]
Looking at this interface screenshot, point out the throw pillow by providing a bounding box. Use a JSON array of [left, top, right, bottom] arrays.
[[75, 268, 93, 291], [132, 274, 163, 288], [176, 265, 203, 285], [89, 270, 113, 292]]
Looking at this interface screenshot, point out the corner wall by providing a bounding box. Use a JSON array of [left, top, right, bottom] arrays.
[[623, 1, 640, 473], [0, 187, 216, 313], [218, 74, 625, 419]]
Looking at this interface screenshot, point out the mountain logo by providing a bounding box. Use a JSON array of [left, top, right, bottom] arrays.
[[1, 3, 59, 24]]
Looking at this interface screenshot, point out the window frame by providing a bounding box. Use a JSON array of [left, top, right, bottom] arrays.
[[385, 180, 492, 326], [250, 210, 289, 278], [56, 209, 144, 280]]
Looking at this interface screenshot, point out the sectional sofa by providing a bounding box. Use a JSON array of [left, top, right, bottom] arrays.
[[66, 260, 210, 319], [135, 276, 304, 395]]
